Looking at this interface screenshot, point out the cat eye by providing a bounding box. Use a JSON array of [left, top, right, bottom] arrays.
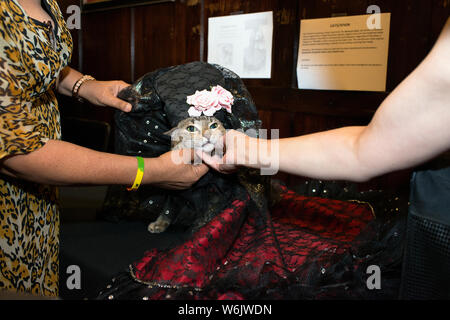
[[186, 125, 198, 132], [209, 123, 218, 129]]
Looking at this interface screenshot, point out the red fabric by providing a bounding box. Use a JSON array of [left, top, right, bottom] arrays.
[[131, 188, 374, 299]]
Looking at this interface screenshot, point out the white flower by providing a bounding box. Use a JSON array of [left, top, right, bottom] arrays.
[[188, 106, 202, 117]]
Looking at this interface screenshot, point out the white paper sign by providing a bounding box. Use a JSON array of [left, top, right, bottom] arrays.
[[208, 11, 273, 79], [297, 13, 391, 91]]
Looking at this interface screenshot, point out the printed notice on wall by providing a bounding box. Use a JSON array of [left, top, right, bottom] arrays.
[[208, 11, 273, 79], [297, 13, 391, 91]]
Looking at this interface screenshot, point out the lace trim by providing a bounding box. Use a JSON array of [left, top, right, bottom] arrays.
[[128, 264, 204, 292], [348, 199, 376, 218]]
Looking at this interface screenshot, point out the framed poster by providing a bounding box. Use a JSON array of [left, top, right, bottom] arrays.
[[297, 13, 391, 92], [208, 11, 273, 79], [81, 0, 175, 12]]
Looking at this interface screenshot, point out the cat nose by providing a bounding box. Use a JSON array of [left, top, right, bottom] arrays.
[[203, 131, 211, 140]]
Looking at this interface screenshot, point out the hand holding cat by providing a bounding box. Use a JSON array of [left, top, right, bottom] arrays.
[[78, 80, 133, 112], [148, 149, 209, 190], [199, 130, 253, 174]]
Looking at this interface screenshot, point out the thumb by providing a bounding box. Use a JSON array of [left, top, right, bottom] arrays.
[[192, 163, 209, 178], [108, 96, 132, 112], [116, 81, 131, 90]]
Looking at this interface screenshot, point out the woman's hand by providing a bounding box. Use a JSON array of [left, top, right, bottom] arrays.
[[78, 80, 132, 112], [0, 140, 208, 188], [56, 67, 132, 112], [148, 149, 210, 190]]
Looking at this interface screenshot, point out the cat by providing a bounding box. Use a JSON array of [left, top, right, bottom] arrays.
[[147, 116, 226, 233]]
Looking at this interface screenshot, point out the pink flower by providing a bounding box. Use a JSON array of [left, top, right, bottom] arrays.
[[186, 85, 234, 117], [211, 85, 233, 113], [186, 89, 219, 117]]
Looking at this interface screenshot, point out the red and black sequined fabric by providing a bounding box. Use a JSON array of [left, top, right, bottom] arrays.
[[96, 62, 405, 300], [97, 185, 404, 300]]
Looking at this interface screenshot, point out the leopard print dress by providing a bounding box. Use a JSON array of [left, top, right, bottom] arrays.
[[0, 0, 72, 296]]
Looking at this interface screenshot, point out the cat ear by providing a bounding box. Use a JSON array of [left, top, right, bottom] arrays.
[[163, 128, 176, 136]]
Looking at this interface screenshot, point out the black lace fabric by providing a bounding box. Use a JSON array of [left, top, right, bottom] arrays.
[[400, 213, 450, 299], [96, 62, 407, 300], [399, 166, 450, 299], [99, 62, 261, 230]]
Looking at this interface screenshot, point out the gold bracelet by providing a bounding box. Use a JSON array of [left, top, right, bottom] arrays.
[[72, 75, 95, 102]]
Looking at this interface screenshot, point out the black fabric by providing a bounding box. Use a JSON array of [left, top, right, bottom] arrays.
[[99, 62, 262, 232], [400, 167, 450, 299], [408, 168, 450, 225]]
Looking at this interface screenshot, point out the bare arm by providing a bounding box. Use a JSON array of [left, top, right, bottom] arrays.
[[0, 140, 208, 189], [57, 66, 132, 112], [207, 18, 450, 182], [278, 18, 450, 181]]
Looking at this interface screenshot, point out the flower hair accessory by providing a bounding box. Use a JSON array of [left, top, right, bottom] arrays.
[[187, 85, 234, 117]]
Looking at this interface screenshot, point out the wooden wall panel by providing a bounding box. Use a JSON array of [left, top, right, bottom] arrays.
[[133, 0, 202, 80], [81, 9, 132, 82], [174, 0, 203, 64], [133, 3, 178, 79]]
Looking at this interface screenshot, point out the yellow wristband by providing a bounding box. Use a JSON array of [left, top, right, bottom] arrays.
[[127, 156, 144, 191]]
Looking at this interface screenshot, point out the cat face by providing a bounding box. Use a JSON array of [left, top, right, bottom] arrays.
[[165, 116, 226, 153]]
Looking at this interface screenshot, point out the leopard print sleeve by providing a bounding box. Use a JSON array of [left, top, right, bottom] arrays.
[[0, 6, 49, 160]]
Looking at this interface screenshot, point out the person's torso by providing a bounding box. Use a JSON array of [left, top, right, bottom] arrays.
[[2, 0, 73, 99]]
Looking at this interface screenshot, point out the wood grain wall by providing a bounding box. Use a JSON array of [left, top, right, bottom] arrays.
[[57, 0, 450, 192]]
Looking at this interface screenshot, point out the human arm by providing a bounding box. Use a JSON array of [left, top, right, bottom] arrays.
[[56, 66, 132, 112], [204, 18, 450, 182], [0, 140, 208, 189]]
